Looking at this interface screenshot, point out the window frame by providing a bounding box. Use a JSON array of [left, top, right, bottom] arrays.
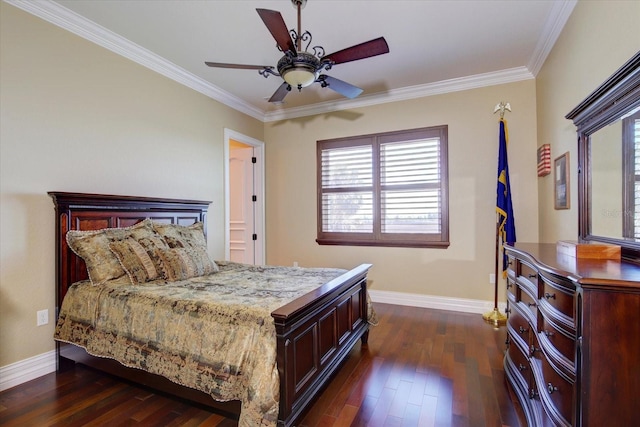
[[316, 126, 449, 248]]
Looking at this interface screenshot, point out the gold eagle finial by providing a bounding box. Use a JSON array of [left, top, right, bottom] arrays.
[[493, 102, 512, 119]]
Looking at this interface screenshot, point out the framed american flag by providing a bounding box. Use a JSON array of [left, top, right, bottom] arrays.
[[537, 144, 551, 177]]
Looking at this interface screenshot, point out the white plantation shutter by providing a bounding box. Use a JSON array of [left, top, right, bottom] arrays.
[[380, 138, 441, 234], [633, 116, 640, 238], [623, 111, 640, 239], [321, 145, 373, 232], [317, 126, 449, 248]]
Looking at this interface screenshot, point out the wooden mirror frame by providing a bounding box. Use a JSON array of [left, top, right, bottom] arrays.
[[566, 51, 640, 261]]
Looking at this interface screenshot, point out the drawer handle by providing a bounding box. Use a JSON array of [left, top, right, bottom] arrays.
[[528, 273, 537, 279], [518, 363, 527, 372], [544, 330, 554, 337], [527, 302, 537, 308], [544, 292, 556, 300], [508, 260, 513, 266], [529, 388, 538, 399], [529, 345, 540, 356], [518, 326, 529, 334], [506, 282, 513, 289], [547, 383, 558, 394]]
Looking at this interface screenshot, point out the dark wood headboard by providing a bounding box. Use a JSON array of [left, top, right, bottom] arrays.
[[49, 192, 211, 316]]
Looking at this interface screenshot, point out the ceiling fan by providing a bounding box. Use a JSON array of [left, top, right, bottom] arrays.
[[205, 0, 389, 103]]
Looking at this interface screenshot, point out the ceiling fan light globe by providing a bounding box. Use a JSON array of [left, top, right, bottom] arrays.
[[282, 68, 317, 88]]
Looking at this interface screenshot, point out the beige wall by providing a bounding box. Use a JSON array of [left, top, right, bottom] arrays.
[[0, 3, 263, 366], [536, 0, 640, 243], [264, 81, 539, 301]]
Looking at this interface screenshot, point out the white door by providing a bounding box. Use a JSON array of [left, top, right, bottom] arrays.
[[225, 129, 265, 265], [229, 143, 256, 264]]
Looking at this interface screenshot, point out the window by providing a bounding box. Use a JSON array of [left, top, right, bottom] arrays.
[[622, 111, 640, 238], [317, 126, 449, 248]]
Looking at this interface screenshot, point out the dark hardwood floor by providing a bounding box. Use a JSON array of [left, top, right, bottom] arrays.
[[0, 303, 524, 426]]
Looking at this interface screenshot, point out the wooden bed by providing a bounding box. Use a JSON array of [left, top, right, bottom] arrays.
[[49, 192, 372, 426]]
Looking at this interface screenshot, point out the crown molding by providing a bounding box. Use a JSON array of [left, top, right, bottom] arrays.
[[4, 0, 265, 121], [264, 66, 534, 122], [527, 0, 577, 76]]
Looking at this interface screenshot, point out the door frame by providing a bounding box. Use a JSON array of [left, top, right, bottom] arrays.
[[223, 128, 265, 264]]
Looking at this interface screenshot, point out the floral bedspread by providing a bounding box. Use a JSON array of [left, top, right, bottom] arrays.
[[54, 261, 357, 426]]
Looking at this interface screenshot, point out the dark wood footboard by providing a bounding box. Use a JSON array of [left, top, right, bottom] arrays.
[[50, 192, 372, 427], [273, 263, 371, 426]]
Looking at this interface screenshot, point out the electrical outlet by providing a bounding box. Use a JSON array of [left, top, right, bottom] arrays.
[[37, 309, 48, 326], [489, 273, 496, 284], [293, 261, 299, 267]]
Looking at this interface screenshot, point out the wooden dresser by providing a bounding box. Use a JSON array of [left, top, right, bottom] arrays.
[[504, 243, 640, 427]]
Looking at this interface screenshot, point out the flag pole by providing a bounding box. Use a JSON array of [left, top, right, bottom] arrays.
[[483, 102, 511, 327], [483, 215, 507, 326]]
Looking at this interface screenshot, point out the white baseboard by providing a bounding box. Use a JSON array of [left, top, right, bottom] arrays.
[[369, 289, 507, 315], [0, 292, 504, 391], [0, 349, 56, 392]]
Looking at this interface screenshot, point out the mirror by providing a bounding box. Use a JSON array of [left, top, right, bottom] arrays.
[[590, 120, 623, 237], [566, 50, 640, 260], [590, 111, 640, 238]]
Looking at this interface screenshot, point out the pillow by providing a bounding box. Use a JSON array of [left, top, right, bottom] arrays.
[[153, 222, 219, 276], [134, 233, 171, 278], [66, 219, 158, 285], [153, 222, 208, 249], [109, 238, 159, 284], [157, 247, 218, 281]]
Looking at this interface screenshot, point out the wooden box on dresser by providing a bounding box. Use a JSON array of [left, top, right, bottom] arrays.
[[504, 243, 640, 427]]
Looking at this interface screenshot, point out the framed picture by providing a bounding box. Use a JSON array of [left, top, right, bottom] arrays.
[[554, 152, 570, 209]]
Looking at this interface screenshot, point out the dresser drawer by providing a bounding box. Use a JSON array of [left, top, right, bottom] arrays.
[[506, 276, 517, 299], [506, 254, 516, 275], [540, 276, 575, 322], [529, 330, 542, 360], [507, 304, 531, 349], [539, 315, 576, 376], [519, 286, 538, 322], [519, 261, 539, 287], [540, 356, 574, 426], [508, 338, 531, 389]]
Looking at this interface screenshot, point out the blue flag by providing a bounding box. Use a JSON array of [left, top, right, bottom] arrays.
[[496, 119, 516, 275]]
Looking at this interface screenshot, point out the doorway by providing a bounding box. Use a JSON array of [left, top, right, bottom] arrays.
[[224, 129, 265, 265]]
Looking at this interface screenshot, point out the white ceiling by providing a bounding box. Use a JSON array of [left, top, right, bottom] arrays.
[[9, 0, 577, 121]]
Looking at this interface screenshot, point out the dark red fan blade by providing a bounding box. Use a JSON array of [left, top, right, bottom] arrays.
[[322, 37, 389, 65], [205, 62, 274, 70], [268, 82, 291, 103], [256, 8, 296, 56], [319, 75, 363, 99]]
